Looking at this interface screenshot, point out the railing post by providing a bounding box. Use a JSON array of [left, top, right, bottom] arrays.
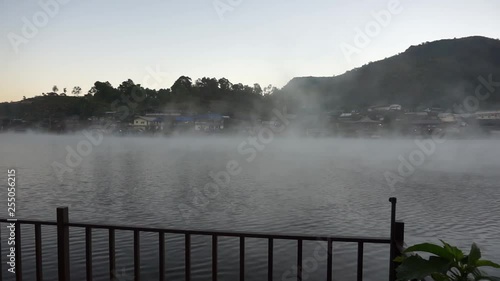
[[0, 222, 2, 281], [389, 197, 397, 281], [393, 222, 405, 278], [15, 222, 23, 281], [57, 207, 70, 281]]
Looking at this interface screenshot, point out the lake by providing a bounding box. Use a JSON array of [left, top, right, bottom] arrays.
[[0, 133, 499, 280]]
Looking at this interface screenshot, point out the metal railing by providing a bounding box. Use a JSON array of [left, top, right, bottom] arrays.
[[0, 198, 405, 281]]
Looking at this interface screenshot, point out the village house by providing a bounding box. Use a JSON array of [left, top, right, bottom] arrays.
[[368, 104, 402, 112], [335, 115, 384, 136], [475, 110, 500, 129], [194, 114, 229, 132], [476, 111, 500, 120], [132, 116, 164, 131], [145, 111, 183, 118], [173, 116, 195, 132]]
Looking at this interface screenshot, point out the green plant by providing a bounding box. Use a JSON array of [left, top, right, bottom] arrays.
[[396, 241, 500, 281]]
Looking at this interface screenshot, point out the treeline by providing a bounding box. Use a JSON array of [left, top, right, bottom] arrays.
[[1, 76, 296, 123]]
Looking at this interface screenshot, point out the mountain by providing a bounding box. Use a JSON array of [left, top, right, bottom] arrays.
[[282, 36, 500, 111]]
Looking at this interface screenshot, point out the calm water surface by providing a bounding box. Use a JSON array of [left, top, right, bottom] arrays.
[[0, 133, 499, 281]]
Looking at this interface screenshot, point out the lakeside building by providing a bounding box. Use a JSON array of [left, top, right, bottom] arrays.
[[0, 118, 28, 132], [172, 116, 195, 133], [335, 116, 384, 136], [170, 114, 229, 134], [368, 104, 402, 112], [131, 116, 165, 132], [475, 110, 500, 129], [145, 111, 183, 117], [5, 103, 500, 137], [476, 111, 500, 120], [194, 114, 229, 132]]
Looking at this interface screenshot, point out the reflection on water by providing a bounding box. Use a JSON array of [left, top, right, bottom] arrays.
[[0, 133, 499, 280]]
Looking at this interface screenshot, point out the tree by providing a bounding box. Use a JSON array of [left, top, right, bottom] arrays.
[[63, 88, 67, 95], [52, 85, 59, 93], [232, 83, 244, 92], [171, 76, 192, 92], [263, 84, 275, 96], [218, 78, 232, 92], [171, 76, 193, 99], [87, 86, 97, 96], [92, 81, 118, 102], [118, 79, 136, 94], [253, 83, 262, 95], [195, 77, 219, 99], [72, 86, 82, 97]]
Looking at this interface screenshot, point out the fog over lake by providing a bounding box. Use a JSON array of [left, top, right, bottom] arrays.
[[1, 133, 499, 280]]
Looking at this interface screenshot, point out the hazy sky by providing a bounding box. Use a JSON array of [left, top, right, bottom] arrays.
[[1, 0, 500, 102]]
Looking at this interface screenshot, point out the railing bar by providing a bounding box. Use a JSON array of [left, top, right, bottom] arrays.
[[134, 230, 141, 281], [159, 232, 165, 281], [357, 242, 364, 281], [109, 229, 116, 281], [0, 220, 390, 242], [57, 207, 70, 281], [185, 234, 191, 281], [0, 223, 2, 281], [212, 235, 218, 281], [15, 222, 23, 281], [35, 223, 43, 281], [0, 219, 392, 243], [393, 222, 405, 281], [297, 239, 302, 281], [0, 219, 58, 226], [268, 238, 273, 281], [240, 237, 245, 281], [326, 239, 333, 281], [389, 197, 397, 281], [85, 227, 93, 281]]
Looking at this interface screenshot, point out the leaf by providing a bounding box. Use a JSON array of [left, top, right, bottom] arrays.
[[476, 260, 500, 268], [394, 256, 405, 263], [469, 243, 482, 265], [404, 243, 455, 260], [429, 256, 452, 272], [431, 272, 451, 281], [472, 268, 484, 277], [440, 240, 465, 260], [396, 255, 450, 280]]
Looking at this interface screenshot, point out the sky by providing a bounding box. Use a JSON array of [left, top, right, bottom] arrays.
[[1, 0, 500, 102]]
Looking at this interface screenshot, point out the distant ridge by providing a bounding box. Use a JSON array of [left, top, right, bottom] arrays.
[[283, 36, 500, 110]]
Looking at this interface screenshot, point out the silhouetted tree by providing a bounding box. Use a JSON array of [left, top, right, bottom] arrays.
[[72, 86, 82, 97], [253, 83, 262, 95]]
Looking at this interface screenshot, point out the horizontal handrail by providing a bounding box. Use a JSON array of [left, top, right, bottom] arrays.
[[0, 219, 57, 226], [0, 218, 390, 243]]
